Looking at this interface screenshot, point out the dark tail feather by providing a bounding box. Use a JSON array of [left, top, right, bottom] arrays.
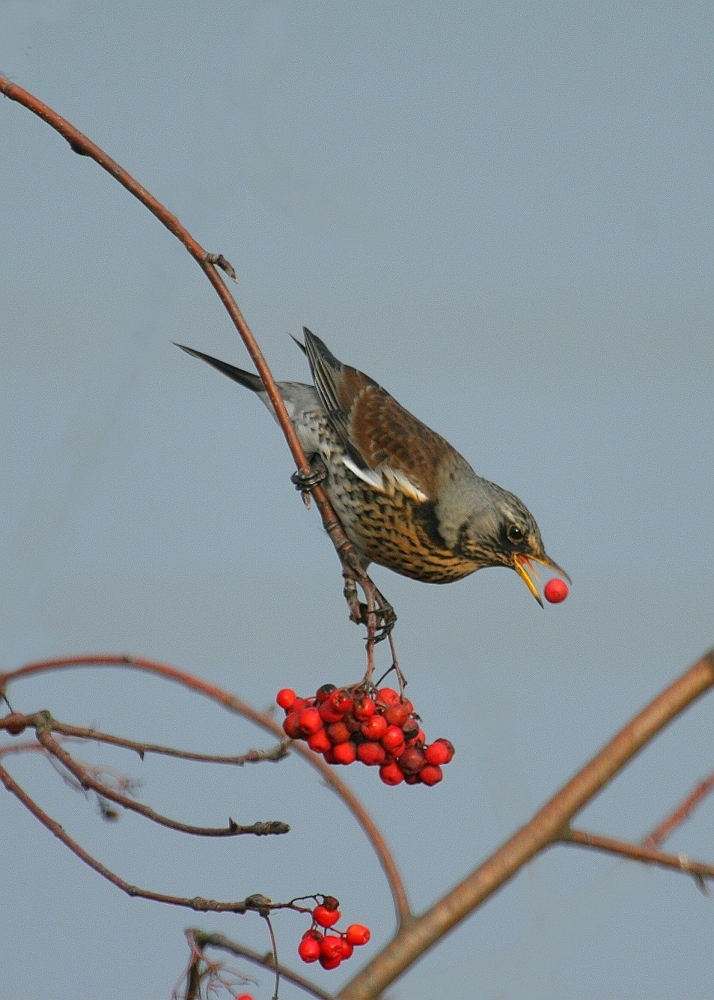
[[174, 343, 264, 393]]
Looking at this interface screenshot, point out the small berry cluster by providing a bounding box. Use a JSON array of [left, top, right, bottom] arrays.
[[297, 897, 370, 970], [277, 685, 454, 786]]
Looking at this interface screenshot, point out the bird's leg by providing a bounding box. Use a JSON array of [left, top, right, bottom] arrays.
[[290, 455, 327, 508], [342, 564, 396, 643]]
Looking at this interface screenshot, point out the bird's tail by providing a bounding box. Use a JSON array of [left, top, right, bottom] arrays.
[[174, 343, 264, 393]]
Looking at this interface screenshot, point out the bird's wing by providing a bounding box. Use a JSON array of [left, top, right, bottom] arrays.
[[302, 328, 445, 503]]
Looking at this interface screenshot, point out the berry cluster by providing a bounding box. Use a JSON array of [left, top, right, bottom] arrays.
[[277, 685, 454, 786], [297, 897, 371, 970]]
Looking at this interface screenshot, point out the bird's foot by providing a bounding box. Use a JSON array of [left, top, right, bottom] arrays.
[[291, 457, 327, 508], [344, 575, 396, 643]]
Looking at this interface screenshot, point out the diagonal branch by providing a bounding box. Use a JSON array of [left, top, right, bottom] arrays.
[[32, 719, 286, 838], [644, 772, 714, 848], [337, 649, 714, 1000], [0, 761, 273, 912]]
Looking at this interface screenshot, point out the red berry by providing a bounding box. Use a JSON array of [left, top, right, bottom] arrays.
[[345, 924, 371, 947], [401, 719, 421, 742], [319, 934, 344, 959], [544, 578, 569, 603], [313, 903, 341, 927], [291, 697, 310, 714], [326, 721, 352, 744], [323, 747, 337, 764], [398, 746, 426, 774], [282, 711, 304, 739], [307, 729, 333, 754], [315, 683, 336, 702], [298, 937, 321, 962], [384, 703, 409, 727], [381, 725, 406, 753], [424, 738, 455, 765], [379, 761, 404, 785], [298, 707, 323, 735], [357, 741, 386, 766], [360, 714, 388, 740], [404, 773, 420, 784], [319, 953, 342, 970], [3, 713, 26, 736], [331, 740, 357, 765], [376, 687, 400, 707], [236, 995, 255, 1000], [419, 764, 444, 786], [329, 689, 354, 715], [319, 701, 345, 724], [353, 695, 376, 720], [338, 938, 354, 959], [276, 688, 297, 711]]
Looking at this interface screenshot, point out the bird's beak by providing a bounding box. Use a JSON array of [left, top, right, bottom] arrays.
[[514, 553, 571, 607]]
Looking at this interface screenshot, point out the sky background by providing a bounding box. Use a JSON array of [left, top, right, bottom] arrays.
[[1, 3, 712, 998]]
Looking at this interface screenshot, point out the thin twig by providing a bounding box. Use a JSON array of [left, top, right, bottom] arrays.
[[0, 74, 391, 642], [1, 712, 288, 765], [0, 761, 273, 912], [33, 720, 287, 838], [191, 931, 335, 1000], [644, 772, 714, 848], [1, 655, 411, 924], [561, 827, 713, 888]]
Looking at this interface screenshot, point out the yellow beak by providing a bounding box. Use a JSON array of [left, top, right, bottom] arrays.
[[514, 553, 571, 606]]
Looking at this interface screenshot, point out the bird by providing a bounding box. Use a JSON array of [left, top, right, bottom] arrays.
[[176, 329, 568, 606]]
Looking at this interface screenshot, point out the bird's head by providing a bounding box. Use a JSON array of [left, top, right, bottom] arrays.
[[451, 483, 569, 605]]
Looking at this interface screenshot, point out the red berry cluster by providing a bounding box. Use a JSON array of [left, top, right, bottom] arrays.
[[276, 685, 455, 786], [297, 896, 371, 970]]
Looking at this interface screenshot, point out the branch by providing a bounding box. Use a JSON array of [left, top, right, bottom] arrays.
[[560, 827, 713, 890], [0, 761, 277, 912], [191, 930, 335, 1000], [31, 718, 286, 838], [337, 649, 714, 999], [0, 75, 386, 630], [0, 710, 288, 765], [645, 772, 714, 848], [1, 654, 410, 924]]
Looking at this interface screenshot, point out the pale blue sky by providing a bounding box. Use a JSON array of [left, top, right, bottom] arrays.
[[1, 4, 712, 999]]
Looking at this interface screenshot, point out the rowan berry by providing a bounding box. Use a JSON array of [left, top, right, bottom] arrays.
[[298, 936, 321, 962], [353, 695, 376, 720], [544, 578, 569, 603], [276, 688, 297, 711], [313, 903, 341, 928], [307, 729, 332, 754], [424, 738, 455, 765], [384, 702, 409, 727], [331, 741, 357, 765], [297, 707, 323, 735], [399, 746, 426, 774], [419, 764, 444, 786], [315, 683, 336, 702], [345, 924, 371, 946], [360, 714, 388, 740], [376, 687, 400, 707], [379, 761, 404, 785], [357, 741, 386, 766]]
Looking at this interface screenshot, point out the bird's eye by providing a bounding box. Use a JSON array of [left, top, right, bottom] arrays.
[[506, 523, 524, 544]]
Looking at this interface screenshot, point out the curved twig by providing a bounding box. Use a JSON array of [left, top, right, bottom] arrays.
[[0, 75, 388, 636], [1, 654, 411, 924]]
